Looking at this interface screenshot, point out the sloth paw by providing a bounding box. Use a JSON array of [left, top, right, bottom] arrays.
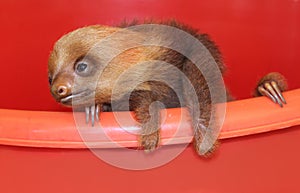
[[193, 130, 219, 157], [256, 72, 288, 107], [140, 131, 160, 153]]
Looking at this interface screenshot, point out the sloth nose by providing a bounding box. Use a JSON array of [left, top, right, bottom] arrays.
[[51, 83, 71, 99], [57, 85, 68, 96]]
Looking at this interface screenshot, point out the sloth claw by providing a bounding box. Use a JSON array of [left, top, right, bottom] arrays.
[[258, 81, 286, 107], [85, 105, 99, 126]]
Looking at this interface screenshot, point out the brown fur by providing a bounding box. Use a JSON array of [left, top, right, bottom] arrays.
[[48, 20, 286, 156]]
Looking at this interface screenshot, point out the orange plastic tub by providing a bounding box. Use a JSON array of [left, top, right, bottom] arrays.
[[1, 89, 300, 148], [1, 0, 299, 192]]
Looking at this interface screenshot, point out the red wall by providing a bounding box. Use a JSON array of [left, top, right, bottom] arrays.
[[0, 0, 299, 111], [0, 1, 300, 193]]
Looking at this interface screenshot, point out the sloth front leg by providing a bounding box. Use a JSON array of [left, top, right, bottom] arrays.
[[183, 86, 219, 157], [130, 90, 161, 152], [182, 61, 221, 157]]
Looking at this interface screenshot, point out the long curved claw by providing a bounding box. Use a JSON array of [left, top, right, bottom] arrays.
[[91, 105, 95, 126], [258, 81, 287, 107], [258, 86, 276, 103], [85, 106, 90, 124], [85, 104, 100, 126], [271, 81, 287, 104], [95, 105, 99, 121]]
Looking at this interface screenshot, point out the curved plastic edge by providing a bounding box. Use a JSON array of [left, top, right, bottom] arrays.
[[0, 89, 300, 148]]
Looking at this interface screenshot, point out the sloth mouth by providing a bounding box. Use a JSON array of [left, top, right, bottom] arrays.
[[60, 90, 94, 106]]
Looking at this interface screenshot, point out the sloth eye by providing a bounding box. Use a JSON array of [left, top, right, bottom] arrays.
[[76, 62, 88, 73], [74, 57, 95, 77]]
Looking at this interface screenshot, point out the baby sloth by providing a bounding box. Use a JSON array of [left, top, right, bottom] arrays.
[[48, 21, 287, 156]]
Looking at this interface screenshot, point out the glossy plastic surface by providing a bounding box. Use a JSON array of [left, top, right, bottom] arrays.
[[0, 0, 300, 193], [1, 89, 300, 148]]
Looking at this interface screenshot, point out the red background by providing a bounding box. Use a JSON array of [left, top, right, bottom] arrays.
[[0, 0, 299, 192], [0, 0, 299, 111]]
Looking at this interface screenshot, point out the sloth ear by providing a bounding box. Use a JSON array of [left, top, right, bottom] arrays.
[[48, 76, 53, 85]]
